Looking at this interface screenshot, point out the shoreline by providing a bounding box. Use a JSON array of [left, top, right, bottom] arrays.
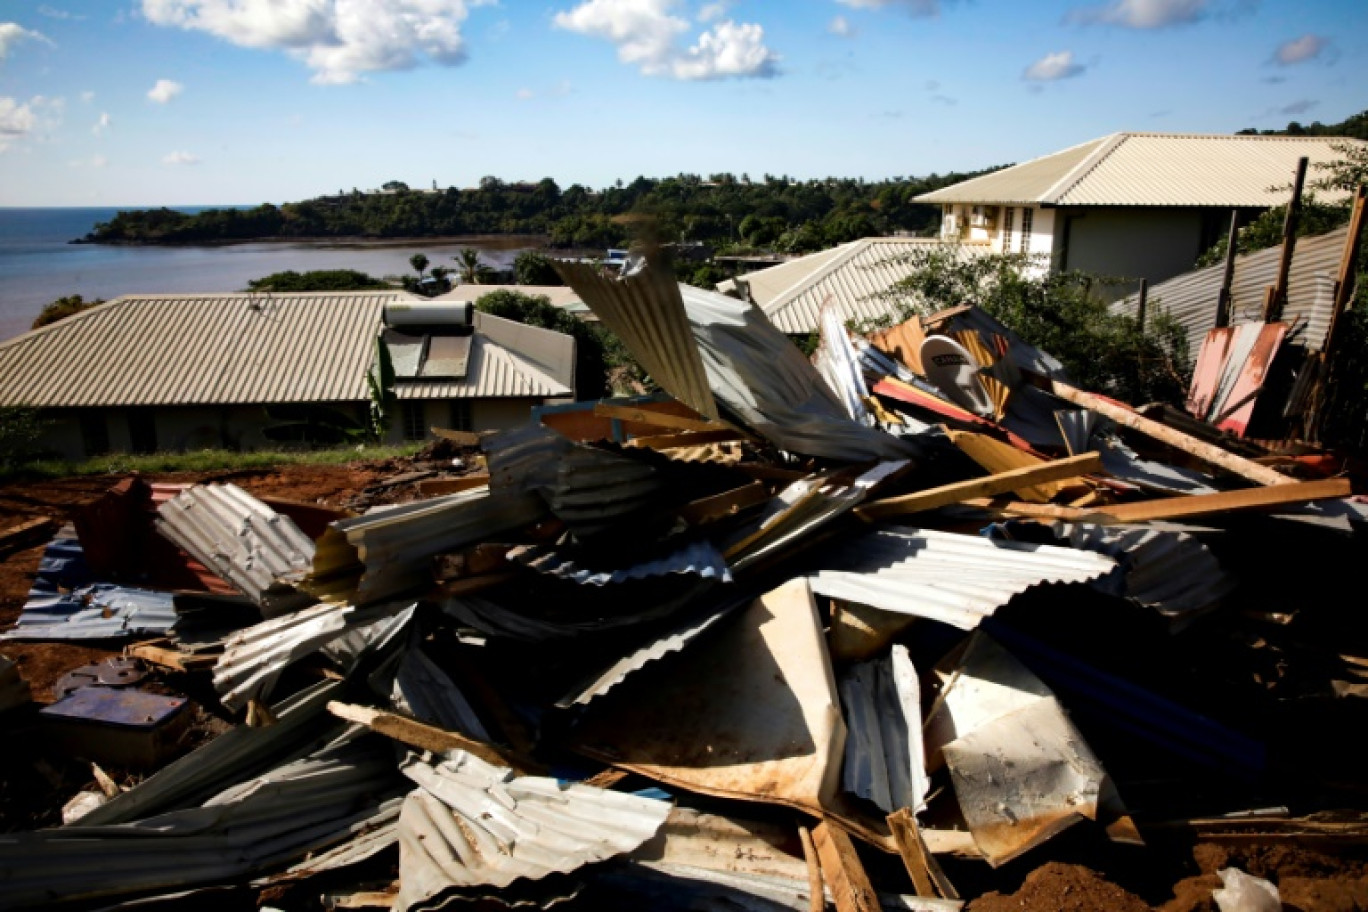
[[70, 233, 557, 250]]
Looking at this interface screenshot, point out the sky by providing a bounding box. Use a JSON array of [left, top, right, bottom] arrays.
[[0, 0, 1364, 207]]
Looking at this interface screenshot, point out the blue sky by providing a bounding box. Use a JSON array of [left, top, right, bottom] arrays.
[[1, 0, 1363, 206]]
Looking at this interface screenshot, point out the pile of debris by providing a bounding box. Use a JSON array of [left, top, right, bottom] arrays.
[[1, 254, 1365, 911]]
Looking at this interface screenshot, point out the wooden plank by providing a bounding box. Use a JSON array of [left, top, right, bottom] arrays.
[[430, 427, 484, 446], [945, 428, 1087, 503], [434, 570, 518, 597], [1047, 377, 1293, 487], [625, 428, 744, 450], [811, 821, 880, 912], [957, 498, 1099, 521], [798, 826, 826, 912], [0, 516, 56, 554], [594, 402, 718, 433], [126, 640, 218, 673], [432, 543, 510, 581], [677, 482, 771, 526], [855, 452, 1102, 522], [886, 809, 936, 898], [416, 475, 490, 497], [327, 701, 532, 773], [1094, 477, 1351, 524]]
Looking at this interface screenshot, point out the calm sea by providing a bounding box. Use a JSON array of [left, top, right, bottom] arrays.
[[0, 207, 540, 341]]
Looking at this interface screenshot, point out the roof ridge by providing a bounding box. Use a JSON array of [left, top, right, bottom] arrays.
[[0, 293, 134, 351], [1038, 133, 1128, 205]]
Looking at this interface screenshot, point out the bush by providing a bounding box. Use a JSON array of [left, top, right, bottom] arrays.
[[475, 290, 611, 398], [0, 407, 46, 470], [870, 246, 1190, 406], [32, 294, 105, 329], [245, 269, 390, 292]]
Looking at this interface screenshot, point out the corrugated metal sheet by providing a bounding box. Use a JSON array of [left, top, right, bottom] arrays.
[[917, 134, 1361, 207], [394, 751, 672, 909], [305, 488, 548, 606], [546, 444, 663, 542], [555, 259, 719, 419], [727, 461, 910, 573], [0, 654, 30, 712], [0, 292, 393, 407], [388, 646, 491, 741], [570, 580, 849, 822], [0, 736, 405, 909], [1115, 223, 1347, 356], [679, 283, 921, 461], [213, 600, 413, 711], [155, 483, 316, 616], [510, 539, 732, 586], [2, 582, 178, 642], [839, 644, 929, 816], [724, 243, 850, 308], [482, 421, 573, 494], [758, 238, 991, 335], [1096, 432, 1219, 496], [80, 679, 347, 826], [925, 633, 1115, 867], [814, 305, 873, 424], [809, 528, 1116, 630]]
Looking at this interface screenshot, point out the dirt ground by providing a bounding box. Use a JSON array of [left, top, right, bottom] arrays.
[[4, 458, 1368, 910]]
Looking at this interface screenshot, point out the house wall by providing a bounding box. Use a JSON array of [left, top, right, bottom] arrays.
[[383, 397, 549, 445], [941, 205, 1055, 276], [1052, 207, 1211, 300]]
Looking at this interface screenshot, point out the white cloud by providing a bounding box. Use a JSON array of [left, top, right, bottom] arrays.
[[0, 97, 37, 146], [1276, 99, 1318, 116], [516, 87, 534, 99], [162, 150, 200, 165], [835, 0, 939, 15], [827, 15, 854, 36], [91, 153, 107, 167], [141, 0, 475, 85], [1274, 34, 1328, 65], [1067, 0, 1206, 28], [148, 78, 184, 103], [1023, 50, 1085, 81], [92, 111, 111, 135], [698, 1, 727, 21], [0, 22, 51, 60], [39, 5, 85, 20], [80, 90, 95, 103], [554, 0, 778, 80]]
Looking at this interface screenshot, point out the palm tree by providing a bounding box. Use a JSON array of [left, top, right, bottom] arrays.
[[455, 248, 482, 285], [409, 253, 429, 277]]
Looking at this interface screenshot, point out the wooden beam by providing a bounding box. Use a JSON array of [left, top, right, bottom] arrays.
[[327, 701, 531, 773], [1046, 378, 1293, 487], [126, 640, 218, 673], [886, 809, 936, 898], [593, 402, 718, 433], [798, 826, 826, 912], [416, 475, 490, 497], [1303, 184, 1368, 443], [1265, 156, 1309, 324], [886, 809, 960, 901], [430, 428, 484, 447], [1095, 477, 1350, 524], [677, 482, 771, 526], [625, 428, 744, 450], [812, 821, 880, 912], [855, 452, 1102, 522], [1216, 210, 1240, 329]]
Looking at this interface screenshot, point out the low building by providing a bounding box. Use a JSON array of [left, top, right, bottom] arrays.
[[717, 236, 990, 335], [0, 291, 574, 460], [915, 133, 1361, 297]]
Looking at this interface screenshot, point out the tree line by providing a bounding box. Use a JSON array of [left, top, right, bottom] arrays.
[[76, 170, 998, 255]]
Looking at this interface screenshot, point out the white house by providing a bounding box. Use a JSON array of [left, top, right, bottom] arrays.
[[915, 132, 1361, 297], [0, 291, 574, 460]]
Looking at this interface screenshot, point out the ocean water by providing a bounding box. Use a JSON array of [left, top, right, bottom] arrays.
[[0, 207, 538, 341]]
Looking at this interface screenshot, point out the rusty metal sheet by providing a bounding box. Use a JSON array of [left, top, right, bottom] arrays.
[[570, 579, 847, 821], [1186, 326, 1237, 419], [1211, 322, 1288, 437]]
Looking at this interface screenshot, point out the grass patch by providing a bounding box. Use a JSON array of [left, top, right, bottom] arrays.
[[4, 444, 424, 481]]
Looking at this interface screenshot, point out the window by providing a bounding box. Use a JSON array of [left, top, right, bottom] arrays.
[[449, 401, 472, 433], [1019, 207, 1033, 255], [1001, 208, 1015, 253], [402, 402, 426, 441]]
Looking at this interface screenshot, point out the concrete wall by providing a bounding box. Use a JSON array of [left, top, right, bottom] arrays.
[[1053, 207, 1212, 299]]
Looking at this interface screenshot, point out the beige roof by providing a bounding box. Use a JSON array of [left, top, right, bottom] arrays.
[[916, 133, 1363, 208], [726, 237, 990, 335], [0, 292, 573, 408], [433, 284, 587, 311], [396, 311, 572, 399]]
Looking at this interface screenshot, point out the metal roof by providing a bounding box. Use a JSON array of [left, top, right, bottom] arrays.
[[4, 581, 178, 642], [0, 292, 576, 409], [916, 133, 1363, 207], [809, 528, 1116, 630], [839, 644, 929, 816], [155, 483, 316, 616], [739, 238, 991, 335], [1112, 223, 1348, 356], [394, 751, 672, 907], [0, 292, 392, 408]]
